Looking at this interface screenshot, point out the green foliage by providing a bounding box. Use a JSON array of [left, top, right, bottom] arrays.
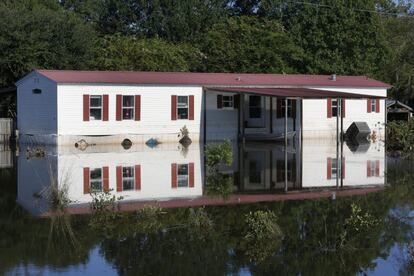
[[205, 174, 233, 199], [387, 119, 414, 152], [0, 0, 98, 87], [243, 210, 283, 263], [199, 16, 304, 73], [135, 203, 165, 233], [94, 35, 203, 72], [205, 140, 233, 169], [89, 189, 123, 233], [187, 207, 214, 241]]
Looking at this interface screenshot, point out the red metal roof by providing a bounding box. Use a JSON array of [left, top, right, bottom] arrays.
[[209, 87, 385, 98], [35, 70, 391, 88]]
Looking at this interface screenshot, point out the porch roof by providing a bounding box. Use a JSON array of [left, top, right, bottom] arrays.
[[208, 87, 385, 99]]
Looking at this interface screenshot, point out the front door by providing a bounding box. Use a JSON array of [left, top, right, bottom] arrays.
[[246, 95, 265, 128]]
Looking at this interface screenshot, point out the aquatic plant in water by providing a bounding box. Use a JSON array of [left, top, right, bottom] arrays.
[[89, 189, 123, 234], [135, 203, 165, 233], [187, 207, 214, 241]]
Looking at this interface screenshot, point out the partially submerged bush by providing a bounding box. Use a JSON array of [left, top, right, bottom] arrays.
[[89, 190, 123, 233], [387, 120, 414, 152], [205, 140, 233, 169], [205, 174, 233, 199], [136, 203, 165, 233], [187, 207, 214, 241]]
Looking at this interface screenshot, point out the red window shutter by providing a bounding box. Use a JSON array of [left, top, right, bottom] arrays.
[[341, 99, 345, 118], [116, 166, 122, 192], [171, 163, 177, 188], [135, 165, 141, 190], [341, 157, 345, 179], [367, 99, 371, 113], [103, 166, 109, 192], [327, 157, 332, 179], [103, 94, 109, 121], [171, 95, 177, 120], [375, 99, 380, 113], [276, 98, 283, 118], [233, 94, 240, 109], [367, 160, 372, 177], [83, 95, 90, 121], [217, 95, 223, 109], [135, 95, 141, 121], [327, 99, 332, 118], [83, 167, 90, 194], [375, 160, 380, 176], [189, 95, 194, 120], [116, 95, 122, 121], [189, 162, 195, 188]]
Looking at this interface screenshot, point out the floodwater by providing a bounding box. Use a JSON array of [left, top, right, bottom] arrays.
[[0, 138, 413, 275]]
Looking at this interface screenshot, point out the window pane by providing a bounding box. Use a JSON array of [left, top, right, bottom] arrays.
[[123, 167, 134, 178], [123, 96, 134, 107], [178, 108, 188, 119], [177, 96, 188, 106], [178, 164, 188, 175], [90, 108, 102, 120], [249, 96, 261, 107], [332, 107, 338, 117], [122, 108, 134, 120], [90, 181, 102, 192], [223, 96, 233, 108], [123, 179, 134, 190], [90, 168, 102, 180], [249, 160, 262, 184], [90, 96, 102, 107]]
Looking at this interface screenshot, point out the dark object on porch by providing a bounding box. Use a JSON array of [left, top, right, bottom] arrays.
[[387, 99, 412, 122], [121, 138, 132, 149], [345, 122, 371, 141], [145, 138, 159, 148]]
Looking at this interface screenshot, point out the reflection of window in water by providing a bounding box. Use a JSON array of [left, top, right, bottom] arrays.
[[177, 164, 189, 187], [276, 159, 295, 182], [90, 168, 103, 192], [249, 160, 262, 184], [367, 160, 379, 177], [331, 158, 338, 179], [123, 166, 135, 190], [249, 96, 262, 118]]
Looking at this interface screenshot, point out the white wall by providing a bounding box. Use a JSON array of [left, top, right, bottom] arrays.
[[57, 84, 203, 143], [17, 72, 57, 135], [302, 98, 386, 139]]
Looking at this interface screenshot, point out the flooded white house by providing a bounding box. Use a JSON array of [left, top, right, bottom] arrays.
[[16, 70, 389, 145]]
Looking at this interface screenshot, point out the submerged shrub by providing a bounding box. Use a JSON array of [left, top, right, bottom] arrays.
[[243, 210, 283, 263], [205, 140, 233, 169], [187, 207, 214, 241], [89, 190, 123, 233], [205, 174, 233, 199], [387, 120, 414, 152], [136, 203, 165, 233]]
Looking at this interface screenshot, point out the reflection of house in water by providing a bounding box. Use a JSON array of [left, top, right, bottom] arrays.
[[17, 140, 385, 216], [17, 144, 204, 216], [230, 139, 385, 192]]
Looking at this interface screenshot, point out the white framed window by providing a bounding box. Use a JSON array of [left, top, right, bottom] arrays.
[[371, 99, 376, 112], [177, 96, 189, 119], [177, 164, 189, 187], [90, 168, 103, 192], [122, 166, 135, 190], [331, 99, 338, 117], [122, 95, 135, 120], [90, 95, 102, 120], [222, 95, 234, 108]]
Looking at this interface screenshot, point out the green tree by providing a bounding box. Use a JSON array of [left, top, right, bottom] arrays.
[[0, 0, 98, 87], [200, 16, 304, 73], [94, 35, 203, 71], [260, 0, 390, 76]]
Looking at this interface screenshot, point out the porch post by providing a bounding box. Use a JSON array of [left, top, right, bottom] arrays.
[[285, 98, 288, 192], [240, 94, 245, 142], [336, 98, 341, 188], [340, 98, 344, 188]]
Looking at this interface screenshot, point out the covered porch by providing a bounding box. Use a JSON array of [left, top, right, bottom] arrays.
[[205, 87, 373, 143]]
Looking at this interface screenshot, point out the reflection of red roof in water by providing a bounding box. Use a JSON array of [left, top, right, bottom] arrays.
[[40, 187, 384, 217]]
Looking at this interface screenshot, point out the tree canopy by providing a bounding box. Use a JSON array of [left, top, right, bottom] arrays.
[[0, 0, 414, 103]]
